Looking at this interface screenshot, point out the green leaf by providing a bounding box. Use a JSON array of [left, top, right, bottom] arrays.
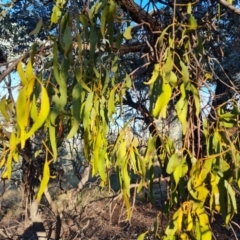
[[100, 6, 109, 37], [67, 83, 82, 139], [79, 14, 89, 27], [124, 74, 131, 89], [49, 123, 57, 161], [173, 157, 188, 186], [165, 49, 173, 73], [168, 71, 178, 87], [115, 141, 127, 166], [123, 26, 132, 40], [30, 18, 43, 35], [89, 28, 97, 60], [108, 89, 116, 121], [180, 61, 189, 83], [166, 153, 179, 174], [188, 15, 198, 30], [224, 180, 237, 213], [190, 84, 200, 116], [83, 92, 94, 130], [176, 84, 188, 134], [153, 80, 172, 118], [63, 25, 72, 52]]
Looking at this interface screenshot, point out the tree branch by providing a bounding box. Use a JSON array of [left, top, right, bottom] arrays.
[[219, 0, 240, 15]]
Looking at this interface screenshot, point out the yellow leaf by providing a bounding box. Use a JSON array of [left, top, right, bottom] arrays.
[[196, 206, 209, 226], [177, 208, 183, 231], [51, 5, 62, 24], [108, 89, 116, 121], [188, 15, 198, 30], [204, 72, 212, 80], [200, 225, 212, 240], [49, 123, 57, 161], [2, 170, 8, 179], [137, 231, 149, 240], [37, 159, 51, 201], [168, 71, 178, 87], [123, 26, 132, 40], [17, 62, 27, 86], [116, 141, 127, 166], [186, 212, 193, 231], [153, 81, 172, 118], [16, 87, 27, 147], [6, 151, 12, 180], [30, 95, 38, 122], [144, 64, 159, 85], [187, 3, 192, 14], [0, 96, 10, 121], [23, 84, 50, 141], [26, 60, 34, 83]]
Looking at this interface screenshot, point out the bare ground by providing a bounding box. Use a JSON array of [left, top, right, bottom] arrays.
[[0, 171, 240, 239]]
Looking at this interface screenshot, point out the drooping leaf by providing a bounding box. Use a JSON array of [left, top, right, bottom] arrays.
[[22, 84, 50, 141], [37, 159, 52, 201], [51, 5, 62, 24], [137, 231, 149, 240], [17, 62, 27, 86], [180, 61, 189, 83], [30, 18, 43, 35], [166, 153, 179, 174], [176, 84, 188, 134], [0, 96, 10, 121], [188, 15, 198, 30], [123, 26, 132, 40], [144, 64, 159, 85], [153, 80, 172, 118], [100, 6, 109, 36]]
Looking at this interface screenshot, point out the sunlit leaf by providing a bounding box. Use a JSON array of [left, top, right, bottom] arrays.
[[17, 62, 27, 86], [123, 26, 132, 40], [166, 153, 179, 174], [144, 64, 159, 85], [153, 81, 172, 118], [187, 3, 192, 14], [37, 159, 52, 201], [23, 84, 50, 141], [188, 15, 198, 30], [51, 5, 62, 24], [137, 231, 149, 240]]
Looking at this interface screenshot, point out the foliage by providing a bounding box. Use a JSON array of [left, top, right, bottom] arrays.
[[1, 0, 240, 239]]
